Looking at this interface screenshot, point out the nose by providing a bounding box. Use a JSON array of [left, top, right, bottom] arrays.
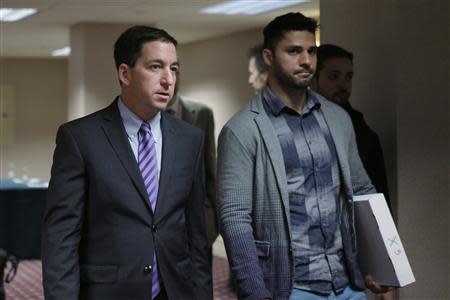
[[299, 51, 311, 66], [338, 78, 351, 91], [161, 68, 176, 88], [248, 74, 254, 85]]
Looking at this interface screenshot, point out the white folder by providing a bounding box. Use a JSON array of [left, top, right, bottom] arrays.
[[353, 193, 415, 287]]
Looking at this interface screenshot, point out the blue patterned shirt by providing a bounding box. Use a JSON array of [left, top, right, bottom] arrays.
[[262, 87, 349, 294]]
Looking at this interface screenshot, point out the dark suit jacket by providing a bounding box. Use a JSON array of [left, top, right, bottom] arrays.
[[42, 99, 212, 300], [174, 96, 218, 246]]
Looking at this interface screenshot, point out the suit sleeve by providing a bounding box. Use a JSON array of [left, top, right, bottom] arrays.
[[203, 108, 219, 246], [42, 125, 85, 300], [217, 126, 272, 300], [186, 133, 213, 299]]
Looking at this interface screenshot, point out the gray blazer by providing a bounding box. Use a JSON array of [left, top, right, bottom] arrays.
[[217, 91, 375, 300]]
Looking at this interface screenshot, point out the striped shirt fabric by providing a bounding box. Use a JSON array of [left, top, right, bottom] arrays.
[[262, 87, 349, 294]]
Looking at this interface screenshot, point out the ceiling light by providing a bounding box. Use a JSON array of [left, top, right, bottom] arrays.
[[200, 0, 309, 15], [0, 8, 37, 22], [52, 47, 71, 57]]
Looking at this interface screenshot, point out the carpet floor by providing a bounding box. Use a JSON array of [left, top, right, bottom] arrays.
[[3, 256, 237, 300]]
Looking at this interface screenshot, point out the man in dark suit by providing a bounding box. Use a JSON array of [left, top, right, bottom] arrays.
[[310, 44, 390, 208], [167, 87, 218, 249], [42, 25, 212, 300]]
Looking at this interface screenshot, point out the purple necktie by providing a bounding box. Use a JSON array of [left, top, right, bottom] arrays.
[[138, 122, 160, 298]]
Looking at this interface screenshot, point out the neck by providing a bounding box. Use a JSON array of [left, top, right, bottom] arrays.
[[267, 77, 308, 114], [121, 93, 158, 121]]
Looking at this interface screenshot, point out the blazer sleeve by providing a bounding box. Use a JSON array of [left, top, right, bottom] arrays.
[[42, 125, 85, 300], [186, 133, 214, 299], [347, 122, 376, 195], [203, 108, 219, 245], [217, 126, 272, 300]]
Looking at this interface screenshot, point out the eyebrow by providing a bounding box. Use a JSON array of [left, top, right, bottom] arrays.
[[145, 59, 179, 66]]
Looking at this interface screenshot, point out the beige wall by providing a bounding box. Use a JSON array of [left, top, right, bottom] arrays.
[[68, 23, 130, 120], [321, 0, 450, 298], [178, 28, 262, 139], [0, 58, 67, 181]]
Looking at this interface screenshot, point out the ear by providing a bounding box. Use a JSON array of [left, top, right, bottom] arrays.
[[118, 63, 131, 86], [260, 71, 269, 83], [262, 48, 273, 67]]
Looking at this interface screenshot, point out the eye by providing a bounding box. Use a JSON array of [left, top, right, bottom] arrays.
[[149, 64, 161, 70], [328, 72, 340, 80], [170, 65, 179, 73], [287, 48, 300, 55], [308, 47, 317, 55]]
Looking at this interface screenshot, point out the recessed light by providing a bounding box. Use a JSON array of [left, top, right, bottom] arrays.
[[200, 0, 309, 15], [0, 8, 37, 22], [52, 47, 71, 57]]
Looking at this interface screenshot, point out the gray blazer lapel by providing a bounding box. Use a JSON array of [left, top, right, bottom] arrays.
[[318, 98, 352, 197], [251, 96, 291, 231], [101, 100, 153, 214], [154, 112, 176, 220]]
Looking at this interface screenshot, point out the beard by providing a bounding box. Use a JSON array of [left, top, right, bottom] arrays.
[[272, 58, 314, 90]]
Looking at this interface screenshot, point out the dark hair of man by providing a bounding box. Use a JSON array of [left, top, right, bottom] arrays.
[[315, 44, 353, 77], [247, 43, 269, 73], [263, 12, 318, 53], [114, 25, 178, 70]]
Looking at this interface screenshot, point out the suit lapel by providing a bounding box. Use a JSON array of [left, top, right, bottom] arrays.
[[251, 97, 291, 232], [100, 99, 153, 215], [154, 112, 176, 221]]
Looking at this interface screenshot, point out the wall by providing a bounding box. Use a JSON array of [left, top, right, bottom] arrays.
[[178, 28, 262, 139], [320, 0, 450, 298], [0, 58, 68, 182], [68, 23, 131, 120]]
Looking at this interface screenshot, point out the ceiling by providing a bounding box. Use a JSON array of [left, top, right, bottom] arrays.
[[0, 0, 319, 58]]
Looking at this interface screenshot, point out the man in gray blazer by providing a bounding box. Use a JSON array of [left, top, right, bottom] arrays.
[[218, 13, 391, 300], [42, 26, 212, 300]]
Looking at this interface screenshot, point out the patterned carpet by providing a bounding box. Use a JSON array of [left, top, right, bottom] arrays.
[[3, 256, 237, 300]]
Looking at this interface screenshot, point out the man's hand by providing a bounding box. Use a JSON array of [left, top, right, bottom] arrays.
[[375, 289, 396, 300], [365, 275, 395, 294]]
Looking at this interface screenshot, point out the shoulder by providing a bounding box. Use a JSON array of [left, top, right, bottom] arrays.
[[219, 96, 262, 149], [179, 97, 213, 114], [222, 101, 255, 133], [59, 102, 114, 134], [311, 91, 353, 132]]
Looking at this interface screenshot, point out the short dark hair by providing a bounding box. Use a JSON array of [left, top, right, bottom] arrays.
[[316, 44, 353, 76], [247, 43, 268, 73], [263, 12, 318, 52], [114, 25, 178, 69]]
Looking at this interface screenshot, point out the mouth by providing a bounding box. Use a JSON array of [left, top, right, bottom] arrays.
[[294, 70, 313, 78], [155, 91, 170, 99]]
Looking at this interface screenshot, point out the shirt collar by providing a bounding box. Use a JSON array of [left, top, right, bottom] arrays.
[[117, 97, 161, 143], [262, 86, 321, 116]]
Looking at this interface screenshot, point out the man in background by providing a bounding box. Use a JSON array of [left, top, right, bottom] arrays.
[[247, 43, 269, 92], [167, 82, 218, 250], [311, 44, 390, 207]]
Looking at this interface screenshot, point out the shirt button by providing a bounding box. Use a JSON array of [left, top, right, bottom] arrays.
[[144, 265, 153, 273]]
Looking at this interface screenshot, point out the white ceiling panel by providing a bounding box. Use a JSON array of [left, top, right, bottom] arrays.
[[0, 0, 319, 58]]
